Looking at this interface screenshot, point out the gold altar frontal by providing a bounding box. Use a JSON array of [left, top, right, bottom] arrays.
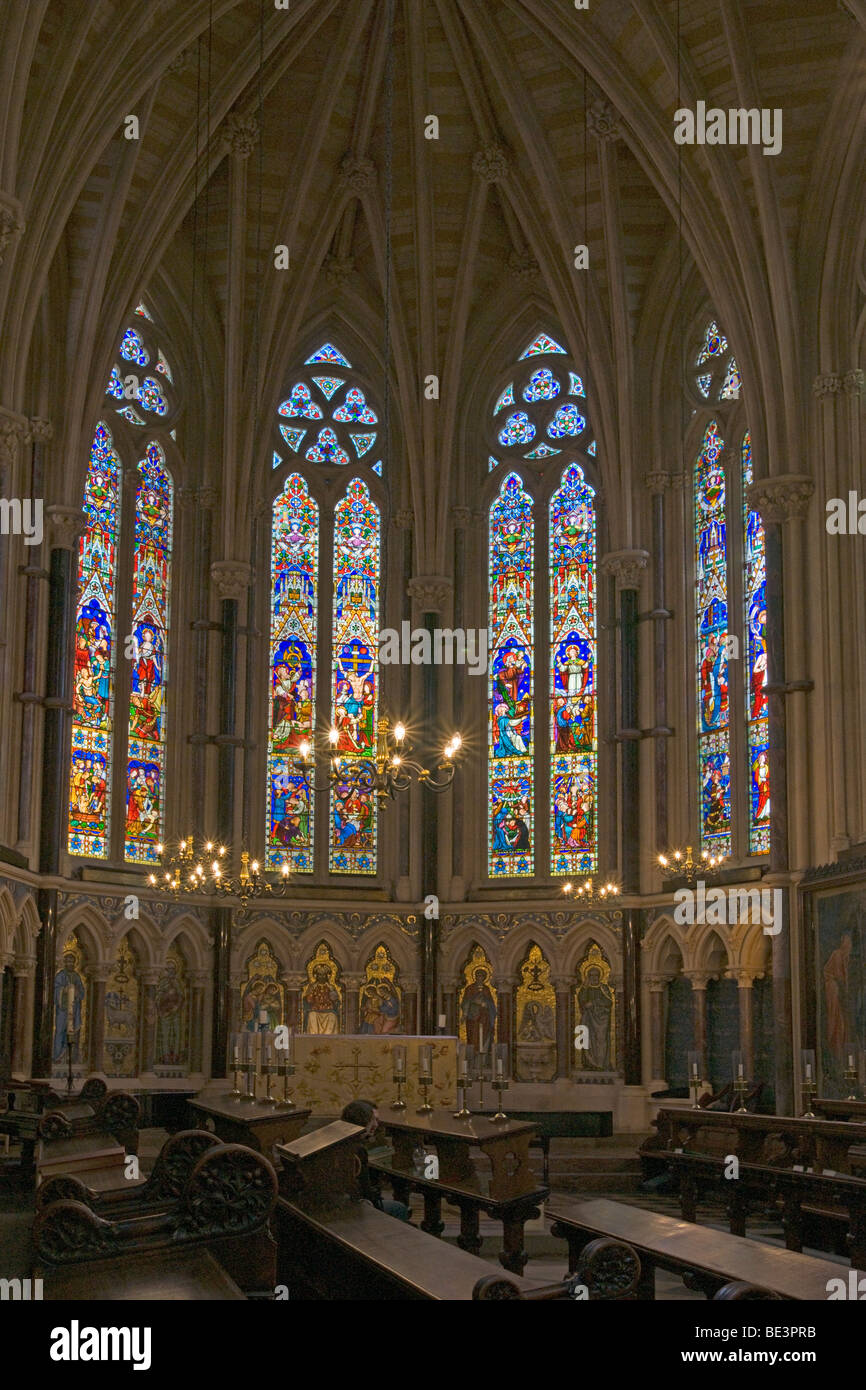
[[292, 1035, 456, 1114]]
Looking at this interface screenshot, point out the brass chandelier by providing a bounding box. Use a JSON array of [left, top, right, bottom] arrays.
[[295, 714, 462, 803], [147, 837, 293, 903]]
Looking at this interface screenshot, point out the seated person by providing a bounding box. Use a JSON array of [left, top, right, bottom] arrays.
[[341, 1099, 411, 1222]]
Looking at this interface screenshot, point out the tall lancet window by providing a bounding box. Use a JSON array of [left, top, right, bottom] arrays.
[[489, 473, 535, 877], [695, 420, 731, 857], [691, 320, 767, 860], [125, 442, 173, 862], [330, 479, 380, 873], [742, 433, 770, 851], [550, 464, 597, 875], [68, 303, 179, 862], [486, 331, 599, 880], [266, 475, 318, 872], [69, 424, 122, 858], [269, 342, 385, 876]]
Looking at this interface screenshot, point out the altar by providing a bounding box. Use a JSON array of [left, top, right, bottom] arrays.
[[292, 1035, 456, 1114]]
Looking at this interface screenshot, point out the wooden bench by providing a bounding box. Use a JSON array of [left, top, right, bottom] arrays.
[[549, 1195, 861, 1300], [643, 1107, 866, 1174], [45, 1246, 246, 1301], [371, 1156, 547, 1274], [33, 1141, 279, 1297], [35, 1128, 221, 1214], [662, 1148, 866, 1266]]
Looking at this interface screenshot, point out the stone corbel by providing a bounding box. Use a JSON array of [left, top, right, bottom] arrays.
[[600, 549, 649, 591], [407, 574, 453, 614], [0, 191, 25, 267], [210, 560, 253, 600]]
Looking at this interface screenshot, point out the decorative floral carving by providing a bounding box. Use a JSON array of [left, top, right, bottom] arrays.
[[586, 100, 622, 143], [211, 559, 253, 600], [0, 194, 25, 266], [746, 475, 813, 524], [472, 143, 511, 184], [323, 254, 355, 289], [407, 575, 453, 612], [179, 1144, 278, 1237], [600, 549, 649, 590], [339, 154, 376, 195], [222, 112, 259, 159], [149, 1129, 221, 1201]]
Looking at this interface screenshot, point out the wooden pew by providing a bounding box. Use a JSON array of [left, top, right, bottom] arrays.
[[662, 1148, 866, 1267], [35, 1128, 221, 1213], [33, 1141, 278, 1298], [276, 1121, 538, 1300], [549, 1195, 863, 1300], [643, 1106, 866, 1174], [370, 1156, 546, 1274]]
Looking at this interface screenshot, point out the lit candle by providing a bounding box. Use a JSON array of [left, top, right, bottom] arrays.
[[233, 1037, 240, 1065], [393, 1048, 406, 1076], [495, 1053, 504, 1080]]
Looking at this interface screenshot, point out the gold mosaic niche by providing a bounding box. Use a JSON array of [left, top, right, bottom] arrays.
[[573, 941, 616, 1073], [53, 932, 88, 1071], [240, 939, 285, 1032], [301, 940, 343, 1033], [104, 937, 139, 1078], [359, 943, 403, 1034], [457, 943, 498, 1047], [514, 943, 556, 1082]]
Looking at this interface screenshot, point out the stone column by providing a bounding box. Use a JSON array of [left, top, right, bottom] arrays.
[[733, 969, 759, 1079], [687, 972, 712, 1075], [189, 971, 209, 1073], [140, 969, 160, 1076], [746, 473, 814, 1116], [644, 473, 675, 852], [11, 957, 36, 1076], [644, 974, 669, 1082], [552, 976, 572, 1080], [493, 977, 513, 1053], [407, 575, 453, 1036], [285, 973, 304, 1033], [602, 550, 648, 1085], [34, 506, 83, 1076], [16, 417, 53, 847], [88, 967, 110, 1074], [344, 973, 364, 1034]]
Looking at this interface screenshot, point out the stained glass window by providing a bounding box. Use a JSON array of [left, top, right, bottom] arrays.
[[306, 343, 351, 366], [523, 368, 560, 402], [267, 475, 318, 873], [548, 403, 586, 438], [695, 420, 731, 856], [330, 479, 380, 874], [124, 443, 172, 864], [696, 320, 740, 401], [489, 472, 534, 877], [520, 333, 567, 358], [550, 465, 597, 875], [742, 433, 769, 852], [70, 312, 178, 862], [68, 423, 121, 858]]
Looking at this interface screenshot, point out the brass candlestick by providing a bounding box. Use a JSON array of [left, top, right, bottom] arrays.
[[261, 1059, 279, 1105], [277, 1059, 296, 1109], [391, 1072, 407, 1110], [844, 1066, 859, 1102], [733, 1077, 749, 1113], [453, 1074, 471, 1119], [416, 1075, 434, 1114], [491, 1079, 509, 1123], [229, 1057, 243, 1099], [801, 1079, 817, 1119], [240, 1058, 257, 1103]]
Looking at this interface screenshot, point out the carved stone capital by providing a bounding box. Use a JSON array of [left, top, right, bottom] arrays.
[[210, 560, 253, 600], [339, 153, 376, 195], [843, 369, 865, 398], [644, 974, 672, 992], [450, 506, 472, 529], [393, 508, 413, 531], [586, 99, 622, 143], [323, 254, 355, 289], [0, 192, 25, 267], [28, 417, 53, 444], [46, 505, 85, 550], [600, 548, 649, 590], [407, 574, 453, 613], [472, 143, 511, 184], [644, 471, 671, 495], [222, 112, 259, 159], [0, 411, 29, 473], [731, 968, 761, 988], [812, 370, 864, 400], [746, 474, 814, 524], [507, 250, 540, 282], [685, 970, 715, 991], [176, 486, 197, 511]]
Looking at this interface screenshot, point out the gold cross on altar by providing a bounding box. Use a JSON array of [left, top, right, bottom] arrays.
[[332, 1045, 379, 1094]]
